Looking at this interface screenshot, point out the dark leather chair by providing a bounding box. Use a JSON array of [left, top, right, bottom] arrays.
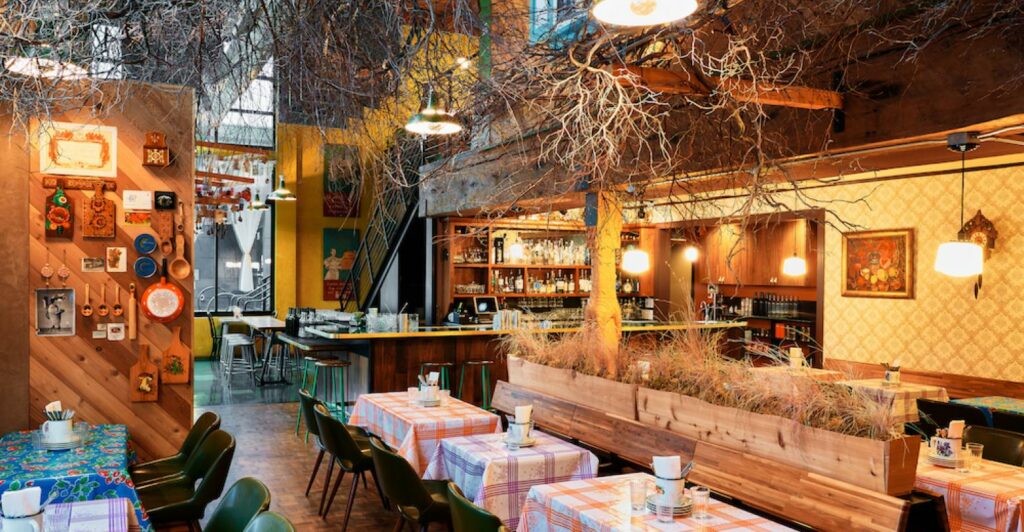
[[992, 410, 1024, 435], [243, 512, 296, 532], [915, 399, 989, 438], [369, 436, 451, 532], [203, 477, 272, 532], [137, 429, 237, 530], [448, 482, 503, 532], [313, 403, 386, 529], [299, 390, 367, 499], [130, 411, 220, 485], [964, 425, 1024, 466], [905, 488, 950, 531]]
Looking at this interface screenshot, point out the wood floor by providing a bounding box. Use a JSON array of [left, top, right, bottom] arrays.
[[166, 402, 435, 531]]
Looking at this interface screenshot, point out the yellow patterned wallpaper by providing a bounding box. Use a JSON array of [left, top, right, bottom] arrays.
[[653, 154, 1024, 382]]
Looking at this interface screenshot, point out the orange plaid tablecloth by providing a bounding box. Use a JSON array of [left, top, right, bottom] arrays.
[[347, 392, 501, 474], [916, 454, 1024, 531], [516, 474, 795, 532], [838, 378, 949, 424]]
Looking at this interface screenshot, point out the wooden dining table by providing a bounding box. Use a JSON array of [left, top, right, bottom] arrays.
[[916, 453, 1024, 531], [838, 378, 949, 424]]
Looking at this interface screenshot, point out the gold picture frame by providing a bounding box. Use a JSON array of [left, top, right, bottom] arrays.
[[38, 121, 118, 178], [841, 228, 915, 299]]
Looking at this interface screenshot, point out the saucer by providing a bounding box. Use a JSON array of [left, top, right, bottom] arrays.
[[503, 436, 537, 448], [645, 495, 692, 516], [927, 452, 960, 468], [415, 398, 442, 407], [33, 431, 83, 451]]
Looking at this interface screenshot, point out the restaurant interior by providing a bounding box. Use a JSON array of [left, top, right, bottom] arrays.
[[2, 0, 1024, 531]]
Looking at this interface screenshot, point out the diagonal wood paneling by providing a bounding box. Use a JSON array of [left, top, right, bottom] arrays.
[[25, 83, 195, 460]]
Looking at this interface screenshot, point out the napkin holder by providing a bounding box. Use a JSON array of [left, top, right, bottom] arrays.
[[41, 419, 74, 444], [884, 368, 901, 386], [930, 436, 961, 459], [419, 385, 440, 402], [507, 420, 534, 443], [653, 473, 685, 507]]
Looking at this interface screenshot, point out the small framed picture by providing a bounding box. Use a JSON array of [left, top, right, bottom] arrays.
[[123, 190, 154, 211], [107, 322, 126, 341], [124, 211, 151, 225], [154, 191, 177, 210], [92, 323, 108, 339], [82, 257, 106, 273], [106, 247, 127, 272], [36, 288, 75, 337]]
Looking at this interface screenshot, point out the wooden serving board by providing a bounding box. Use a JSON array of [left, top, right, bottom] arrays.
[[161, 326, 191, 384], [83, 184, 115, 238], [129, 345, 159, 402], [44, 185, 74, 239], [150, 210, 175, 245]]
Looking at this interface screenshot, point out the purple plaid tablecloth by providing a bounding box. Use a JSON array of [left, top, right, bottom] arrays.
[[43, 497, 141, 531], [424, 431, 598, 529]]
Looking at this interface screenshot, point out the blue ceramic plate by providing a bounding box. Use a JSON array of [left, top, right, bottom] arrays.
[[134, 256, 158, 278], [134, 233, 158, 255]]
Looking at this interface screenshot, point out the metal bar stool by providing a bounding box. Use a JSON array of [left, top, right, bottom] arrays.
[[458, 360, 495, 410], [419, 362, 454, 390], [314, 359, 351, 422], [221, 334, 258, 386]]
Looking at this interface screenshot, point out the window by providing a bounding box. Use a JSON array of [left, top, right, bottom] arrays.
[[529, 0, 587, 44], [194, 209, 275, 314], [199, 60, 276, 148]]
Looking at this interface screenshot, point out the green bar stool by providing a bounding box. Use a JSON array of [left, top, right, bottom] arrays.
[[458, 360, 494, 410], [419, 361, 454, 390], [314, 359, 351, 422], [295, 356, 321, 437]]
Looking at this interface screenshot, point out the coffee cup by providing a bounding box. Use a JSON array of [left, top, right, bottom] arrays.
[[1, 513, 42, 532], [42, 419, 73, 443]]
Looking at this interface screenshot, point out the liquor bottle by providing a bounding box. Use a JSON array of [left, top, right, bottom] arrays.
[[515, 272, 524, 292], [494, 237, 505, 264]]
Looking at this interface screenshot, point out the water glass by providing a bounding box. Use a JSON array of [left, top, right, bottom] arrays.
[[629, 478, 647, 513], [656, 502, 673, 523], [691, 486, 711, 521], [967, 443, 984, 471], [439, 389, 451, 405], [407, 387, 419, 404], [506, 438, 520, 452]]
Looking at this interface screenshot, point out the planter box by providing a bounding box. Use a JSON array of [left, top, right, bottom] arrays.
[[636, 387, 920, 496], [506, 356, 637, 420]]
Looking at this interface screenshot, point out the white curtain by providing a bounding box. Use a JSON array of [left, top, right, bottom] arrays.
[[231, 209, 264, 292]]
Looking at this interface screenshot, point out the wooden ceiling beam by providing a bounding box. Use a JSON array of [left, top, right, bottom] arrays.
[[616, 66, 844, 111]]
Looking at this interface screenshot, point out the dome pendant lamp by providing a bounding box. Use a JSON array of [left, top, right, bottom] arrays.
[[405, 90, 462, 136], [593, 0, 698, 27], [934, 137, 984, 277]]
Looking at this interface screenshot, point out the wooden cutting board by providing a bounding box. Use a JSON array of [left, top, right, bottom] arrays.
[[83, 183, 115, 238], [129, 345, 159, 402], [161, 326, 191, 384], [150, 210, 175, 251], [44, 183, 74, 239]]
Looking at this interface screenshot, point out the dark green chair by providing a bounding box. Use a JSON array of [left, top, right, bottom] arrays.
[[203, 477, 272, 532], [299, 390, 368, 499], [137, 429, 237, 530], [243, 512, 296, 532], [129, 412, 221, 485], [448, 482, 503, 532], [369, 436, 451, 532], [206, 312, 222, 361], [313, 404, 386, 529]]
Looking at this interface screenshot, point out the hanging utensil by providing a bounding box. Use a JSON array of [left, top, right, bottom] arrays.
[[140, 259, 184, 323], [128, 283, 137, 340], [81, 283, 93, 317], [97, 284, 109, 317], [57, 249, 71, 286], [41, 248, 54, 285], [168, 234, 191, 280], [176, 200, 186, 233], [112, 285, 124, 316]]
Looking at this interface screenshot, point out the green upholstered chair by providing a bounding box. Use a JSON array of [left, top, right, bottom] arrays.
[[369, 436, 451, 532], [203, 477, 272, 532], [243, 512, 296, 532], [129, 412, 220, 485], [313, 404, 386, 529], [447, 482, 503, 532], [299, 390, 368, 499], [137, 429, 237, 530]]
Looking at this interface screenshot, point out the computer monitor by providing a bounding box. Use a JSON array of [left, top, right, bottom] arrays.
[[473, 296, 499, 316]]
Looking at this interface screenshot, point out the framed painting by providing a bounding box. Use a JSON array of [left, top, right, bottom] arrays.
[[38, 122, 118, 178], [323, 144, 361, 218], [323, 228, 359, 301], [841, 228, 915, 299]]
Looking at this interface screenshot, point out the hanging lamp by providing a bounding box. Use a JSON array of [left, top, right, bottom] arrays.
[[622, 247, 650, 274], [683, 244, 699, 262], [934, 135, 984, 277], [268, 175, 296, 202], [405, 90, 462, 136], [593, 0, 698, 27]]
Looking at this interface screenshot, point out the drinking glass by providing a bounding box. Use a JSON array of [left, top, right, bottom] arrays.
[[629, 478, 647, 513], [691, 486, 711, 521], [439, 389, 451, 405], [407, 387, 418, 404], [967, 443, 984, 471], [656, 502, 673, 523], [506, 438, 520, 452]]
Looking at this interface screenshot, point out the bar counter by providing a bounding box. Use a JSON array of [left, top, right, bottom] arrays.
[[279, 321, 746, 405]]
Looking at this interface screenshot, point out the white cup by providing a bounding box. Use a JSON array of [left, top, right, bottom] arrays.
[[420, 385, 439, 402], [2, 514, 42, 532], [42, 420, 73, 443]]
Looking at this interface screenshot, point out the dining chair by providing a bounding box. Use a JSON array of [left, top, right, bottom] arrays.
[[129, 411, 221, 485], [205, 312, 222, 362], [137, 429, 237, 531], [906, 488, 950, 531], [992, 410, 1024, 435], [299, 390, 368, 497], [203, 477, 272, 532], [915, 399, 990, 437], [369, 436, 451, 532], [313, 404, 387, 529], [447, 482, 503, 532], [964, 425, 1024, 466], [243, 512, 297, 532]]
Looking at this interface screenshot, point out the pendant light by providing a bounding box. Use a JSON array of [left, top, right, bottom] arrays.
[[683, 244, 699, 262], [593, 0, 698, 27], [934, 137, 984, 277], [783, 209, 807, 277], [268, 175, 296, 202], [622, 247, 650, 274], [404, 90, 462, 136]]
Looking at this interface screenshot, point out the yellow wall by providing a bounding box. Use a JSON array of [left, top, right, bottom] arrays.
[[651, 153, 1024, 382]]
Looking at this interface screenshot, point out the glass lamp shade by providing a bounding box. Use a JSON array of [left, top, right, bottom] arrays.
[[593, 0, 698, 27], [268, 177, 296, 202], [782, 254, 807, 276], [4, 43, 88, 80], [404, 106, 462, 136], [683, 245, 699, 262], [934, 240, 984, 277], [622, 248, 650, 274], [507, 242, 526, 262]]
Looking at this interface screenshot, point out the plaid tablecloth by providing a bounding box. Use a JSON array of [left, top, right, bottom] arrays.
[[916, 453, 1024, 531], [43, 497, 141, 531], [839, 378, 950, 424], [424, 432, 598, 529], [751, 366, 845, 383], [516, 474, 794, 531], [0, 424, 151, 532], [348, 392, 501, 474]]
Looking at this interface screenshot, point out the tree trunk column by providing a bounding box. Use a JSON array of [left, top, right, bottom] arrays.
[[584, 191, 622, 377]]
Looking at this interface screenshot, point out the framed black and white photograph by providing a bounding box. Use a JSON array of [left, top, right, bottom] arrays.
[[36, 287, 75, 337]]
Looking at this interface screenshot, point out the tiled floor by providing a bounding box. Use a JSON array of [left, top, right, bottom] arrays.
[[193, 359, 302, 407]]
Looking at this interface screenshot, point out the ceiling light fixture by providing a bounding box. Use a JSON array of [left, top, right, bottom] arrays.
[[593, 0, 698, 27], [405, 91, 462, 136], [4, 54, 87, 80], [934, 134, 984, 277], [268, 176, 296, 202], [622, 247, 650, 274]]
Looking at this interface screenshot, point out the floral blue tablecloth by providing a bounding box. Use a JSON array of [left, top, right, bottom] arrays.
[[953, 396, 1024, 426], [0, 424, 152, 532]]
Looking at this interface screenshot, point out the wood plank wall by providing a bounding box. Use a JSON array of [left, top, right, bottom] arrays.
[[826, 359, 1024, 400], [24, 83, 195, 460]]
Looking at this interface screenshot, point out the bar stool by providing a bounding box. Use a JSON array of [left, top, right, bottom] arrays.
[[419, 362, 454, 390], [458, 360, 494, 410], [295, 356, 321, 437], [314, 359, 351, 422], [221, 334, 258, 386]]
